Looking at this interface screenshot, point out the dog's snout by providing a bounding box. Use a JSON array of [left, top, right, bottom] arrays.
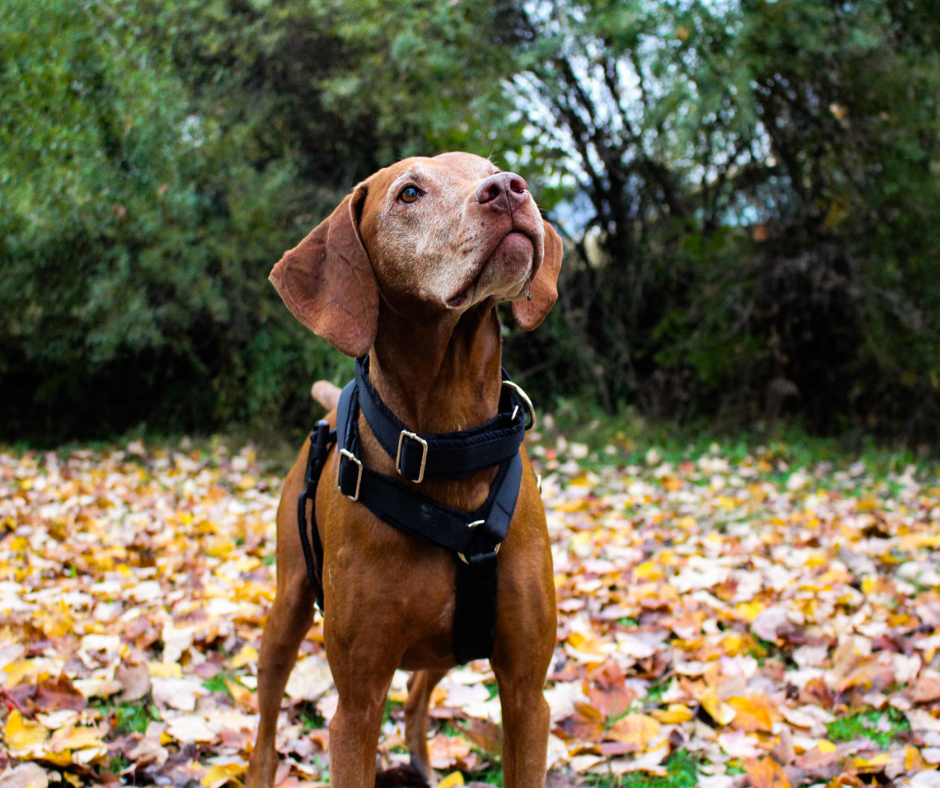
[[475, 172, 529, 210]]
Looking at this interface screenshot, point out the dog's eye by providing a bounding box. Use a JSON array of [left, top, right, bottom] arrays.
[[398, 186, 422, 204]]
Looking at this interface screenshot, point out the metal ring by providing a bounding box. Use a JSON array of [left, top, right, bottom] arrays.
[[502, 380, 536, 430]]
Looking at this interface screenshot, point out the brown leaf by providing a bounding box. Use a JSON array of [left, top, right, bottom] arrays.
[[458, 718, 502, 755], [0, 763, 50, 788], [797, 677, 834, 709], [586, 662, 636, 720], [558, 702, 607, 742], [770, 725, 796, 766], [912, 671, 940, 703], [116, 663, 151, 702], [33, 673, 87, 712]]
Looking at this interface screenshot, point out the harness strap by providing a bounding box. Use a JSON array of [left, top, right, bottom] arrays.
[[337, 374, 523, 663], [296, 359, 531, 663], [355, 356, 531, 482], [297, 420, 335, 612]]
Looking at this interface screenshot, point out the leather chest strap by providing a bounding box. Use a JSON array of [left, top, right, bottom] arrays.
[[335, 377, 523, 663]]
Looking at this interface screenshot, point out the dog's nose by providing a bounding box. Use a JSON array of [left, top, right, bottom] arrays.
[[475, 172, 529, 210]]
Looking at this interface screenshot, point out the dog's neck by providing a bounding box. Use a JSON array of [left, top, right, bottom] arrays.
[[369, 301, 503, 435]]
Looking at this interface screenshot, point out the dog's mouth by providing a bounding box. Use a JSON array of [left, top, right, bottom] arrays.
[[446, 231, 535, 308]]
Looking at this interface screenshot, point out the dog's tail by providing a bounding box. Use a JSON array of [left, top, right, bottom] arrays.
[[311, 380, 342, 412]]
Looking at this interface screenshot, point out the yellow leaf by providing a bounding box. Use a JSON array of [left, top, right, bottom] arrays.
[[43, 750, 76, 766], [230, 643, 258, 669], [201, 763, 247, 788], [606, 714, 662, 749], [567, 632, 589, 650], [35, 600, 75, 639], [3, 660, 40, 688], [149, 662, 183, 679], [207, 537, 235, 558], [854, 753, 892, 773], [635, 561, 663, 581], [721, 633, 745, 656], [652, 704, 694, 724], [49, 725, 106, 753], [4, 710, 50, 754], [817, 740, 837, 754], [236, 475, 257, 490], [804, 551, 827, 568], [699, 690, 736, 727], [437, 772, 465, 788], [737, 601, 764, 623], [224, 678, 256, 710], [556, 499, 587, 513], [905, 745, 924, 771], [64, 774, 82, 788]]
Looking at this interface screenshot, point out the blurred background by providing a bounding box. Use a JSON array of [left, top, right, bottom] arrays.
[[2, 0, 939, 447]]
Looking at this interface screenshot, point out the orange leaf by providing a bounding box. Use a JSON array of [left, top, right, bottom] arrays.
[[605, 714, 662, 749], [744, 757, 790, 788], [727, 695, 775, 733]]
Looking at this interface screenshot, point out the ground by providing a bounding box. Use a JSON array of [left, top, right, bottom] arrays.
[[1, 426, 940, 788]]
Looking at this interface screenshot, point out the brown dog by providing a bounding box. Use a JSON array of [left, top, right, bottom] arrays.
[[246, 152, 561, 788]]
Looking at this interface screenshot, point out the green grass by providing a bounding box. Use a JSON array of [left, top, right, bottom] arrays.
[[827, 708, 911, 748], [383, 698, 403, 724], [296, 700, 327, 730], [471, 764, 504, 786], [202, 673, 235, 698], [541, 402, 940, 476], [93, 699, 161, 737], [644, 679, 669, 705], [587, 751, 701, 788]]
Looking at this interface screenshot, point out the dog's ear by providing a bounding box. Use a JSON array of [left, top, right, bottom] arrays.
[[269, 186, 378, 358], [512, 220, 563, 331]]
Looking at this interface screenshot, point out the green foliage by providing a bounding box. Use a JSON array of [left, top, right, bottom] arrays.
[[504, 0, 940, 440], [0, 0, 357, 441], [3, 0, 939, 442], [827, 708, 911, 748], [589, 750, 702, 788], [112, 700, 161, 736]]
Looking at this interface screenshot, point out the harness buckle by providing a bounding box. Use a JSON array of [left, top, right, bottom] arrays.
[[502, 380, 537, 430], [396, 430, 429, 483], [458, 544, 500, 565], [338, 449, 363, 501]]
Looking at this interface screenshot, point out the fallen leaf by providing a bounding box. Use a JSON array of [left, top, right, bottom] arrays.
[[744, 756, 791, 788], [200, 763, 247, 788], [4, 711, 49, 755]]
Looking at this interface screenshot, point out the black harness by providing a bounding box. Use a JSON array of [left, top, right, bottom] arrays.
[[296, 356, 536, 664]]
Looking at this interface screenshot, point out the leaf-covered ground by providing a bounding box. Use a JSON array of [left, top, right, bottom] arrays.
[[2, 432, 940, 788]]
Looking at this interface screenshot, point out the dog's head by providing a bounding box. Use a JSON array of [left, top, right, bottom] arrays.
[[270, 152, 563, 357]]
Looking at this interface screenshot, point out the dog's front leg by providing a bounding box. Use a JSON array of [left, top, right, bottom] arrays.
[[246, 565, 316, 788], [247, 458, 318, 788], [328, 647, 398, 788], [494, 666, 552, 788]]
